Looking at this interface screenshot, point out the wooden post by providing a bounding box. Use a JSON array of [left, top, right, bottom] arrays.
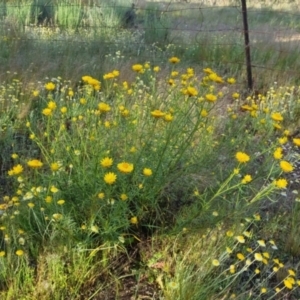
[[241, 0, 253, 90]]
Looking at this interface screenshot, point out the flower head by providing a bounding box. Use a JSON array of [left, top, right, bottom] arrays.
[[271, 112, 284, 122], [205, 93, 217, 102], [169, 57, 180, 64], [241, 174, 252, 184], [236, 152, 250, 163], [8, 164, 23, 176], [212, 259, 220, 266], [45, 82, 55, 91], [132, 64, 144, 73], [143, 168, 152, 176], [183, 86, 198, 97], [130, 216, 138, 224], [100, 157, 113, 168], [236, 236, 245, 243], [293, 138, 300, 147], [27, 159, 43, 169], [117, 162, 134, 174], [104, 172, 117, 185], [16, 249, 24, 256], [98, 102, 111, 112], [273, 147, 283, 160], [151, 110, 165, 118], [227, 77, 236, 84], [42, 108, 52, 116], [280, 160, 293, 173], [274, 178, 288, 189]]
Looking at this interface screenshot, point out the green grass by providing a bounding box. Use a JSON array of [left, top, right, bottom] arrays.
[[0, 1, 300, 299]]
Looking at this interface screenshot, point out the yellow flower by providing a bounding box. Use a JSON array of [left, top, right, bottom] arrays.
[[112, 70, 119, 77], [132, 64, 144, 72], [200, 109, 208, 117], [0, 251, 5, 257], [80, 98, 87, 105], [168, 79, 175, 86], [263, 252, 270, 259], [232, 93, 240, 99], [273, 147, 283, 160], [28, 202, 35, 208], [47, 101, 57, 110], [16, 249, 24, 256], [8, 164, 23, 176], [100, 157, 113, 168], [50, 185, 59, 193], [27, 159, 43, 169], [104, 172, 117, 184], [288, 269, 296, 277], [50, 162, 61, 172], [171, 71, 179, 77], [42, 108, 52, 116], [98, 102, 111, 112], [280, 160, 294, 173], [236, 152, 250, 163], [120, 194, 128, 201], [121, 109, 129, 117], [274, 178, 288, 189], [45, 196, 52, 203], [271, 112, 283, 122], [183, 86, 198, 97], [130, 216, 138, 224], [227, 77, 236, 84], [226, 247, 233, 254], [236, 236, 245, 243], [205, 93, 217, 102], [284, 278, 293, 289], [103, 73, 115, 80], [130, 146, 137, 153], [241, 104, 253, 111], [254, 253, 263, 261], [52, 213, 63, 220], [45, 82, 55, 91], [57, 200, 65, 205], [61, 106, 67, 114], [164, 114, 174, 122], [153, 66, 160, 72], [229, 265, 235, 273], [91, 225, 99, 233], [237, 253, 245, 260], [209, 73, 223, 83], [143, 168, 152, 176], [278, 136, 288, 144], [203, 68, 214, 74], [11, 153, 18, 159], [226, 230, 234, 237], [169, 57, 180, 64], [261, 288, 267, 294], [151, 110, 165, 118], [241, 174, 252, 184], [32, 90, 39, 97], [293, 138, 300, 146], [98, 192, 105, 199], [212, 259, 220, 266], [257, 240, 266, 247], [117, 162, 134, 174]]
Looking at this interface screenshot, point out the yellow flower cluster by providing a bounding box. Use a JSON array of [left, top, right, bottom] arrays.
[[82, 75, 101, 90]]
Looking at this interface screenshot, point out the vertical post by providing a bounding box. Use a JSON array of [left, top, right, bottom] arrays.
[[241, 0, 253, 90]]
